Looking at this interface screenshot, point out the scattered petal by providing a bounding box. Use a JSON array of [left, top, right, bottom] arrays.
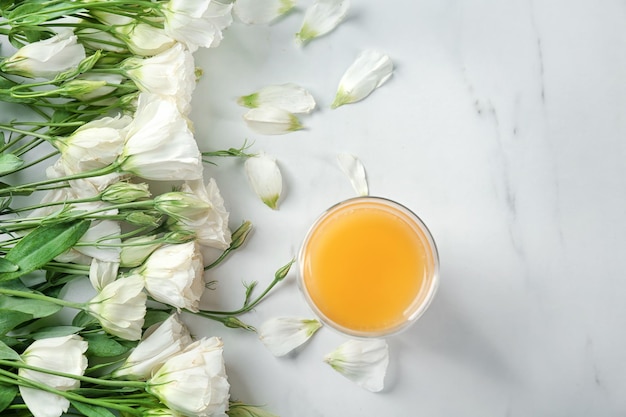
[[324, 339, 389, 392], [245, 153, 283, 210], [337, 153, 368, 196], [296, 0, 350, 45], [331, 49, 393, 109], [234, 0, 296, 25], [259, 317, 322, 356], [243, 106, 303, 135], [238, 83, 316, 114]]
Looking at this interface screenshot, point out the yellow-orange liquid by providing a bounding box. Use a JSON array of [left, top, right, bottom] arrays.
[[301, 199, 433, 334]]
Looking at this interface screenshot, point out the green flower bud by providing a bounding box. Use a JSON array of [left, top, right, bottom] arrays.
[[101, 182, 151, 204]]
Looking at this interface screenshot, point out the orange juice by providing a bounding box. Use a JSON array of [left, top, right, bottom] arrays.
[[298, 197, 438, 337]]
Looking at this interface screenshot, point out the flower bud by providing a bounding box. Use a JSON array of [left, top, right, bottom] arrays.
[[125, 210, 162, 227], [101, 182, 151, 204], [120, 235, 162, 268], [229, 221, 253, 250], [154, 191, 211, 225], [163, 230, 196, 244]]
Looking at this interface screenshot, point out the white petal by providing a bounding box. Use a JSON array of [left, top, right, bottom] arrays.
[[259, 317, 322, 356], [296, 0, 350, 45], [324, 339, 389, 392], [89, 259, 119, 292], [234, 0, 296, 24], [244, 153, 282, 210], [238, 83, 316, 114], [332, 50, 394, 109], [243, 106, 303, 135], [337, 153, 368, 196], [19, 387, 70, 417]]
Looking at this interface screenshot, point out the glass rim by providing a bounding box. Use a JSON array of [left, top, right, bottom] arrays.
[[297, 196, 440, 338]]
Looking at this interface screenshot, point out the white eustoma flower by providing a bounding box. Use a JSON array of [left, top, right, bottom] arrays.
[[331, 49, 394, 109], [296, 0, 350, 45], [244, 153, 282, 210], [122, 44, 196, 115], [19, 335, 88, 417], [259, 317, 322, 357], [148, 337, 230, 417], [243, 107, 303, 135], [163, 0, 234, 51], [234, 0, 296, 25], [87, 275, 147, 341], [324, 339, 389, 392], [114, 314, 193, 380], [1, 31, 86, 79], [238, 83, 316, 114], [53, 114, 131, 175], [119, 93, 203, 181], [89, 259, 119, 292], [120, 235, 163, 268], [122, 23, 177, 56], [134, 241, 205, 312], [337, 153, 368, 196], [173, 179, 232, 250]]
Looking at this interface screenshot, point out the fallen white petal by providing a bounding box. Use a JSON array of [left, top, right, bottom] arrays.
[[243, 106, 303, 135], [337, 153, 368, 196], [332, 49, 394, 109], [296, 0, 350, 45], [259, 317, 322, 356], [245, 153, 283, 210], [324, 339, 389, 392], [234, 0, 296, 25], [238, 83, 316, 114]]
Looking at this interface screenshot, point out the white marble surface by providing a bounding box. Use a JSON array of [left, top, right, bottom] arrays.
[[186, 1, 626, 416]]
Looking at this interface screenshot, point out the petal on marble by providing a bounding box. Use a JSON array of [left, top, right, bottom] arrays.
[[245, 152, 283, 210], [296, 0, 350, 45], [331, 50, 393, 109], [238, 83, 316, 114], [337, 153, 368, 196], [234, 0, 296, 25], [324, 338, 389, 392], [243, 106, 304, 135]]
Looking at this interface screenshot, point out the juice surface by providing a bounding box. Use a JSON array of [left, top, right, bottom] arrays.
[[301, 200, 429, 333]]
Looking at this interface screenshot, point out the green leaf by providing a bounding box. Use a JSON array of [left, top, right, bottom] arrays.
[[0, 258, 18, 273], [0, 220, 90, 281], [83, 334, 131, 358], [71, 401, 117, 417], [0, 384, 18, 412], [0, 339, 21, 361], [143, 309, 171, 329], [0, 309, 32, 335], [30, 325, 83, 340], [0, 295, 62, 318], [0, 153, 24, 175], [72, 310, 97, 328]]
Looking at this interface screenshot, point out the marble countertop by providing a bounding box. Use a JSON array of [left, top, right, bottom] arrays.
[[187, 1, 626, 416]]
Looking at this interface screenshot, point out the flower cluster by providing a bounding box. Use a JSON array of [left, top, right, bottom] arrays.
[[0, 1, 290, 416]]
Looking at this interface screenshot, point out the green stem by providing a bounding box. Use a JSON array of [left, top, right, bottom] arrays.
[[0, 288, 85, 310]]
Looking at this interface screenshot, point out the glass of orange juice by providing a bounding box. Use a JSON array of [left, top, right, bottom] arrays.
[[298, 197, 439, 338]]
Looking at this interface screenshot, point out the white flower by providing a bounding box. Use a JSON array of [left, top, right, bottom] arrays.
[[53, 114, 131, 175], [234, 0, 296, 25], [120, 235, 163, 268], [114, 314, 193, 380], [244, 153, 282, 210], [19, 335, 88, 417], [175, 179, 231, 249], [296, 0, 350, 45], [135, 241, 205, 312], [122, 44, 196, 115], [1, 31, 86, 79], [89, 259, 119, 292], [331, 49, 393, 109], [323, 339, 389, 392], [259, 317, 322, 357], [72, 73, 125, 102], [148, 337, 230, 417], [337, 153, 368, 196], [122, 23, 177, 56], [238, 83, 316, 114], [163, 0, 234, 51], [119, 93, 203, 181], [87, 275, 147, 341], [243, 107, 303, 135]]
